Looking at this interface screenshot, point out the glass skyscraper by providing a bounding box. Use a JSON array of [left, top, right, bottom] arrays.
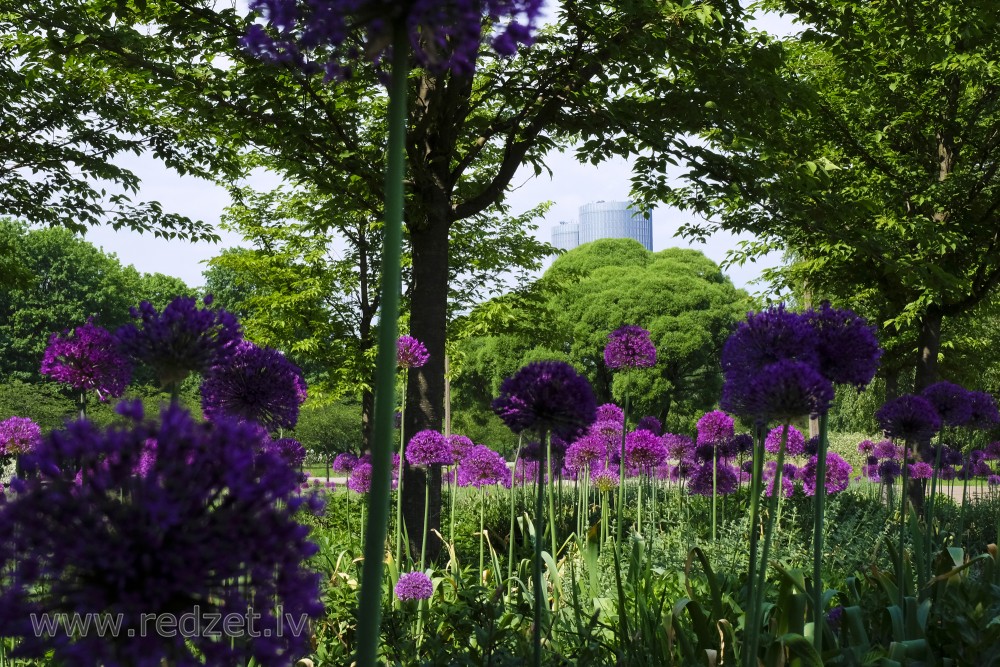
[[551, 201, 652, 251]]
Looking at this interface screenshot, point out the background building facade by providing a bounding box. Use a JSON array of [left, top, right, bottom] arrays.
[[551, 201, 652, 251]]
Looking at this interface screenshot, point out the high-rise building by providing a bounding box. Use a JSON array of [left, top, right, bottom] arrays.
[[551, 201, 652, 251], [551, 221, 579, 250]]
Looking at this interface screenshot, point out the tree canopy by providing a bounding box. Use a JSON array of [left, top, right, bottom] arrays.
[[454, 239, 751, 434]]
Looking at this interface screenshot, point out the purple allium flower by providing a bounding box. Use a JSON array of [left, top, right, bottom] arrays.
[[663, 433, 694, 461], [116, 295, 241, 388], [877, 459, 901, 483], [826, 606, 844, 634], [723, 360, 834, 421], [492, 361, 597, 440], [457, 445, 511, 488], [909, 461, 933, 480], [396, 335, 430, 369], [804, 436, 820, 456], [635, 415, 662, 435], [590, 465, 619, 492], [406, 429, 451, 466], [348, 461, 373, 493], [985, 441, 1000, 460], [696, 410, 735, 446], [764, 425, 806, 456], [263, 437, 307, 468], [394, 571, 433, 601], [721, 305, 820, 382], [921, 381, 974, 427], [694, 443, 716, 463], [0, 417, 42, 457], [244, 0, 543, 79], [806, 302, 882, 389], [857, 439, 876, 454], [604, 325, 657, 370], [876, 394, 941, 442], [966, 391, 1000, 429], [40, 319, 131, 400], [939, 465, 958, 481], [873, 440, 900, 459], [596, 403, 624, 424], [332, 452, 359, 472], [988, 474, 1000, 486], [763, 463, 795, 498], [447, 435, 474, 462], [688, 461, 739, 496], [731, 433, 754, 454], [513, 458, 541, 485], [0, 403, 323, 665], [565, 435, 606, 473], [625, 429, 668, 471], [801, 452, 853, 495], [200, 340, 307, 431]]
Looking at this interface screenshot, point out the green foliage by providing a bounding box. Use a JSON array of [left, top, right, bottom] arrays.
[[0, 220, 195, 382], [454, 240, 751, 430], [0, 3, 224, 240], [291, 400, 364, 459]]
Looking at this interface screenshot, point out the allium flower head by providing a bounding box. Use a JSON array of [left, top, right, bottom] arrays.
[[873, 440, 900, 459], [40, 319, 131, 400], [590, 466, 619, 492], [348, 461, 374, 493], [332, 452, 359, 472], [806, 302, 882, 389], [696, 410, 735, 446], [635, 415, 662, 435], [396, 335, 430, 369], [663, 433, 694, 461], [763, 461, 795, 498], [857, 439, 876, 454], [406, 429, 452, 466], [801, 452, 853, 495], [688, 461, 739, 496], [765, 425, 806, 456], [877, 459, 901, 483], [909, 461, 933, 480], [244, 0, 543, 79], [721, 305, 819, 380], [492, 361, 597, 440], [264, 437, 307, 468], [457, 445, 511, 488], [0, 403, 323, 665], [565, 435, 606, 473], [604, 325, 657, 370], [966, 391, 1000, 429], [595, 403, 624, 424], [723, 359, 834, 421], [876, 394, 941, 442], [395, 571, 433, 601], [201, 340, 307, 431], [920, 381, 974, 427], [731, 433, 754, 454], [625, 429, 667, 471], [0, 417, 42, 457], [116, 295, 241, 388], [447, 434, 474, 461]]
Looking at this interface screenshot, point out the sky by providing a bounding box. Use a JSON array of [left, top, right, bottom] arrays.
[[82, 6, 797, 295]]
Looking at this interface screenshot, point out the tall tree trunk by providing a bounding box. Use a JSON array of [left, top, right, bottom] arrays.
[[402, 216, 450, 561], [914, 306, 943, 392], [360, 387, 374, 453]]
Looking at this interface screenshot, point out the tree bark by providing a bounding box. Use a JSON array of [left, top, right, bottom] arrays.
[[913, 306, 943, 392], [402, 215, 450, 561]]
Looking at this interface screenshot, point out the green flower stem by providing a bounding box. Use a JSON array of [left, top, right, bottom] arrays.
[[420, 468, 431, 571], [546, 433, 560, 612], [532, 428, 549, 667], [507, 437, 523, 597], [959, 450, 970, 546], [744, 425, 764, 667], [617, 392, 630, 542], [395, 374, 407, 568], [748, 423, 789, 667], [811, 414, 829, 654], [899, 439, 911, 614], [712, 452, 718, 543], [355, 26, 407, 667], [480, 486, 487, 581]]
